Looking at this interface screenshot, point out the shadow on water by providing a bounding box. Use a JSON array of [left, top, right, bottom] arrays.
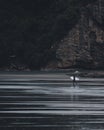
[[0, 73, 104, 130]]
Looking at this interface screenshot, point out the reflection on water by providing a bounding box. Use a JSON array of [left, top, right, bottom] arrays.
[[0, 73, 104, 130]]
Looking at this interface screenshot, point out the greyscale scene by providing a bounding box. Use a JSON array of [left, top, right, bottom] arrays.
[[0, 0, 104, 130]]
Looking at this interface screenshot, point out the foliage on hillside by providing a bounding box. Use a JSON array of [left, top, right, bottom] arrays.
[[0, 0, 96, 70]]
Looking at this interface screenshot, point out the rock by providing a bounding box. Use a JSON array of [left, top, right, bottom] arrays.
[[55, 0, 104, 69]]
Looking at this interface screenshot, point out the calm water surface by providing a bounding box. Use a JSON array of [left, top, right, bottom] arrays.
[[0, 72, 104, 130]]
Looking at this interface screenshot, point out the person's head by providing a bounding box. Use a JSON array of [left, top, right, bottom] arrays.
[[74, 71, 80, 76]]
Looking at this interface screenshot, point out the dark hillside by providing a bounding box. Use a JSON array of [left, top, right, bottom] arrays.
[[0, 0, 96, 70]]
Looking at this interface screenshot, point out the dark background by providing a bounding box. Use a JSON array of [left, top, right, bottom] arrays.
[[0, 0, 96, 70]]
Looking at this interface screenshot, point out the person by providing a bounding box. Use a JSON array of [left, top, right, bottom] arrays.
[[72, 71, 79, 87]]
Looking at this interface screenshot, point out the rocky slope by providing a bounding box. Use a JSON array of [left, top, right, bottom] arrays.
[[52, 0, 104, 69], [1, 0, 104, 71]]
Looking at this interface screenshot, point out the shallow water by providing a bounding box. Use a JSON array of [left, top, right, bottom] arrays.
[[0, 72, 104, 130]]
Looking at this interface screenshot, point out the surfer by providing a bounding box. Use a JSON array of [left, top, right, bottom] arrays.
[[70, 71, 79, 87]]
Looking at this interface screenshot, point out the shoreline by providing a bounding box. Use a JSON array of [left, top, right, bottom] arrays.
[[0, 68, 104, 78]]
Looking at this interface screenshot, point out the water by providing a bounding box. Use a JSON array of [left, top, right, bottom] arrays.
[[0, 72, 104, 130]]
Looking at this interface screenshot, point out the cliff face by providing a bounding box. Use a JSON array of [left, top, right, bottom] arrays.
[[55, 0, 104, 69]]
